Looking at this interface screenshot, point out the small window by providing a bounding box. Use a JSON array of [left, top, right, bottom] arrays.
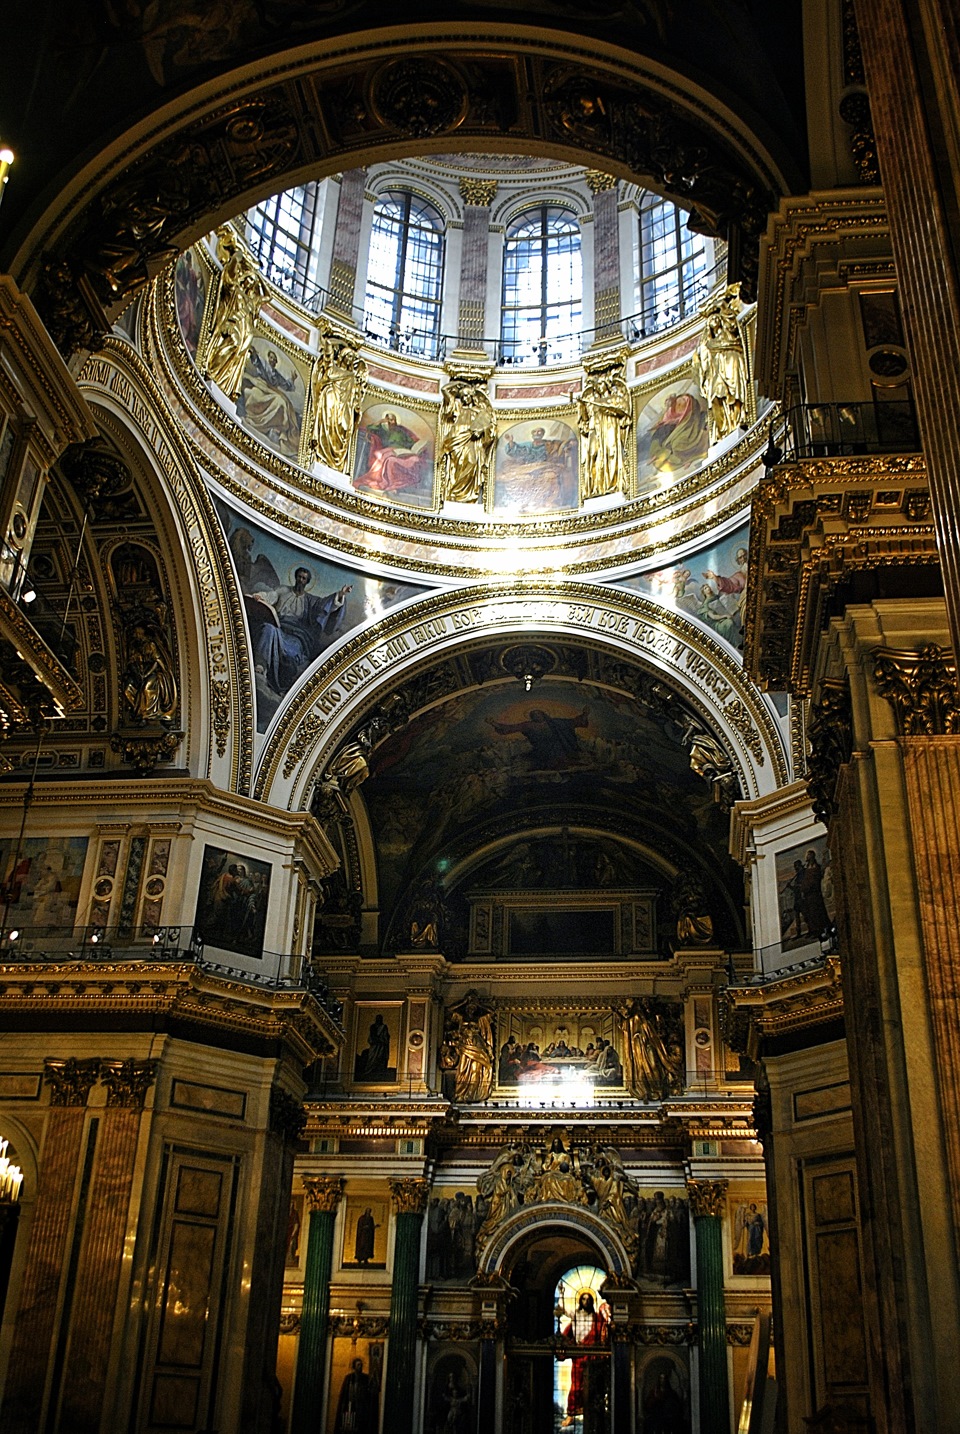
[[246, 185, 322, 304], [501, 206, 582, 366], [636, 195, 711, 336], [364, 192, 445, 359]]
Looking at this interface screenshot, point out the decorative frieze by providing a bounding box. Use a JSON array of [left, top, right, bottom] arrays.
[[745, 456, 934, 694]]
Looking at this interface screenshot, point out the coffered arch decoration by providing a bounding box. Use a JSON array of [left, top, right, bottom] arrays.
[[75, 338, 255, 791], [11, 27, 799, 356], [257, 584, 787, 812]]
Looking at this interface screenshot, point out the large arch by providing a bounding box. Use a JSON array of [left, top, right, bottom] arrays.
[[6, 23, 803, 354], [254, 583, 789, 810]]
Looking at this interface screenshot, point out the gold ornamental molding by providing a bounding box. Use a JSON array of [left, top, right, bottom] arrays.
[[744, 454, 934, 696], [302, 1175, 344, 1213], [686, 1178, 728, 1218], [873, 644, 960, 735], [3, 961, 343, 1064], [723, 956, 844, 1060], [389, 1176, 431, 1215], [254, 582, 788, 809]]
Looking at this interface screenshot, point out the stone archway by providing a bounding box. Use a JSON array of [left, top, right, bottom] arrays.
[[479, 1203, 633, 1281]]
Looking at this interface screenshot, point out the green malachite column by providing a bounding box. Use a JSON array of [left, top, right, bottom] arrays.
[[689, 1178, 730, 1434], [290, 1176, 344, 1434], [384, 1177, 430, 1434]]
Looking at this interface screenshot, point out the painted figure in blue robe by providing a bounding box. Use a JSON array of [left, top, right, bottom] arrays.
[[247, 566, 352, 695]]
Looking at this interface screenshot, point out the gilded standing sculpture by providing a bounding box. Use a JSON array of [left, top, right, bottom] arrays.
[[693, 284, 749, 442], [438, 376, 496, 504], [121, 599, 178, 725], [442, 990, 495, 1102], [309, 332, 367, 472], [578, 359, 631, 499], [201, 228, 267, 399]]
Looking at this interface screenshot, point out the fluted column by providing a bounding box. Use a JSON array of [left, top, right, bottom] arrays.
[[326, 168, 368, 321], [852, 0, 960, 650], [1, 1057, 100, 1434], [384, 1177, 430, 1434], [688, 1178, 729, 1434], [586, 171, 621, 344], [290, 1176, 344, 1434], [59, 1059, 157, 1433], [456, 178, 497, 351]]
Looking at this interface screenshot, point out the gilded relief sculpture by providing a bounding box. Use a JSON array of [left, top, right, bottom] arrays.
[[201, 227, 267, 398], [438, 375, 497, 504], [620, 998, 686, 1102], [309, 331, 367, 472], [578, 354, 631, 499], [693, 284, 748, 442], [121, 599, 178, 725]]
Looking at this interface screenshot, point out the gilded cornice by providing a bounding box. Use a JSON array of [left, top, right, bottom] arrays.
[[744, 454, 935, 696], [0, 277, 99, 450], [0, 587, 85, 717], [756, 189, 889, 394], [723, 957, 844, 1059], [146, 275, 767, 576], [0, 774, 338, 873], [0, 960, 343, 1062], [256, 581, 787, 806]]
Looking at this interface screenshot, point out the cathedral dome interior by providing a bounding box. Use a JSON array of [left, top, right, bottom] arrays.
[[0, 6, 957, 1434]]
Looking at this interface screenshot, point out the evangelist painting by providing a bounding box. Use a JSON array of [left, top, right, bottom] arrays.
[[636, 377, 709, 495], [775, 835, 835, 951], [617, 523, 750, 651], [193, 843, 270, 959], [236, 336, 307, 459], [352, 402, 436, 507], [492, 418, 578, 514], [0, 836, 88, 935], [213, 497, 425, 731], [174, 248, 205, 359]]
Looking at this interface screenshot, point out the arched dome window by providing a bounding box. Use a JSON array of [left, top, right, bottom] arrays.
[[636, 194, 711, 336], [501, 205, 582, 366], [364, 191, 445, 359], [246, 184, 322, 304]]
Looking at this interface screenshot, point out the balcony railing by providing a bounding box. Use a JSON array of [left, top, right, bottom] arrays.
[[774, 400, 921, 462], [0, 922, 343, 1022]]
